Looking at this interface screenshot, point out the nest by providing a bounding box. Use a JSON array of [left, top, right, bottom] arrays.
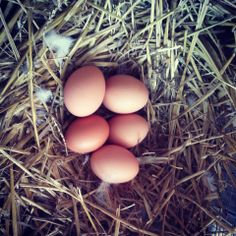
[[0, 0, 236, 235]]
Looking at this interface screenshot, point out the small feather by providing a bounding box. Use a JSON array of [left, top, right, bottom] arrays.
[[35, 88, 52, 103], [44, 30, 74, 64], [203, 171, 217, 192]]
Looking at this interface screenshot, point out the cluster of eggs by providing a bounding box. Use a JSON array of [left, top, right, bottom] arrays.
[[64, 66, 149, 184]]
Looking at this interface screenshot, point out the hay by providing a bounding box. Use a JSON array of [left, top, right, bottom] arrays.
[[0, 0, 236, 235]]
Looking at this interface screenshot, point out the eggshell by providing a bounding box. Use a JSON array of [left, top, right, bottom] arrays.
[[65, 115, 109, 154], [103, 75, 149, 114], [90, 145, 139, 184], [64, 66, 105, 117], [108, 114, 149, 148]]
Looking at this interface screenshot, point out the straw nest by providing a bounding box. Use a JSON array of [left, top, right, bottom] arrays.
[[0, 0, 236, 235]]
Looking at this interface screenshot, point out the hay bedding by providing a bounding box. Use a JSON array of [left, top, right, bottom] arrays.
[[0, 0, 236, 235]]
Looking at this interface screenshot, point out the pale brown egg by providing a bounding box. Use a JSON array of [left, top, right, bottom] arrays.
[[65, 115, 109, 154], [90, 145, 139, 184], [64, 66, 105, 117], [108, 114, 149, 148], [103, 75, 149, 114]]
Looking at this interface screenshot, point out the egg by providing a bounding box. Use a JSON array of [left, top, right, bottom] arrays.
[[65, 115, 109, 154], [90, 145, 139, 184], [64, 66, 105, 117], [103, 75, 149, 114], [108, 114, 149, 148]]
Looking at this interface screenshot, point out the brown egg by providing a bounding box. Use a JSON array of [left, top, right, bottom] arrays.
[[103, 75, 149, 114], [108, 114, 149, 148], [90, 145, 139, 184], [65, 115, 109, 154], [64, 66, 105, 117]]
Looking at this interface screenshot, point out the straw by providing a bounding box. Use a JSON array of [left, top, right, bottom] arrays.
[[0, 0, 236, 235]]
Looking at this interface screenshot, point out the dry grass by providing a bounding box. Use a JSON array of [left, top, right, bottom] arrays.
[[0, 0, 236, 235]]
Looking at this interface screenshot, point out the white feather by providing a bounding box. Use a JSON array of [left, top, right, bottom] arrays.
[[44, 30, 74, 64], [35, 88, 52, 103], [82, 155, 89, 166], [203, 171, 217, 192], [95, 182, 110, 206]]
